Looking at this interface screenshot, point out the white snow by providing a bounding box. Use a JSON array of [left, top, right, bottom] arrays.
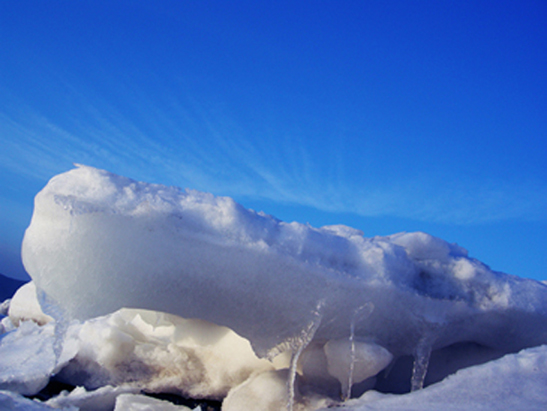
[[0, 389, 76, 410], [113, 393, 195, 411], [55, 308, 273, 399], [45, 385, 140, 411], [0, 320, 57, 395], [8, 282, 53, 326], [1, 285, 273, 398], [0, 165, 545, 410], [222, 369, 334, 411], [330, 344, 547, 411]]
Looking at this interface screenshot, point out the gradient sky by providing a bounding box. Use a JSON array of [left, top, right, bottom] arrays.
[[1, 1, 545, 281]]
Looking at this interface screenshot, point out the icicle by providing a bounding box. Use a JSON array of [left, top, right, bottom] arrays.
[[408, 312, 444, 392], [286, 300, 325, 411], [410, 335, 433, 391], [344, 303, 374, 401], [286, 345, 303, 411]]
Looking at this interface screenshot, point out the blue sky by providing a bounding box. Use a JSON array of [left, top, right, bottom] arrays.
[[1, 1, 545, 281]]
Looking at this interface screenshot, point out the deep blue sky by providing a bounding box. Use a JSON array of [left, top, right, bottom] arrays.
[[1, 1, 545, 281]]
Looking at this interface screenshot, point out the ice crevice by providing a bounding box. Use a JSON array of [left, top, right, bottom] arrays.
[[4, 164, 547, 410]]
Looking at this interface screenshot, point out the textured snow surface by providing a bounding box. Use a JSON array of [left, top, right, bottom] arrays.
[[113, 393, 195, 411], [55, 308, 272, 399], [21, 166, 547, 356], [0, 389, 75, 410], [45, 385, 139, 411], [9, 282, 53, 326], [330, 344, 547, 411], [0, 320, 56, 395], [1, 165, 546, 410]]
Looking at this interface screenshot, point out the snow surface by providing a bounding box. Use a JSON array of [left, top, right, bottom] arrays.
[[330, 344, 547, 411], [0, 320, 56, 395], [113, 393, 196, 410], [8, 282, 53, 326], [0, 389, 75, 410], [1, 165, 546, 410]]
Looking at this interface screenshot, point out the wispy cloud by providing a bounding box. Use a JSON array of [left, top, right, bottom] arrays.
[[1, 83, 546, 226]]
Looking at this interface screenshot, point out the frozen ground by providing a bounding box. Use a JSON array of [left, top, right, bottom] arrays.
[[1, 165, 546, 410]]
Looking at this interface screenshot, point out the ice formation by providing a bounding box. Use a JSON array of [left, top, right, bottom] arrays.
[[0, 320, 56, 395], [113, 393, 196, 410], [8, 282, 53, 326], [22, 166, 547, 353], [1, 164, 546, 410], [334, 344, 547, 411]]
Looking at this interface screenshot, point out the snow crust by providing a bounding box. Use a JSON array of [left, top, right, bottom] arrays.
[[0, 389, 75, 410], [45, 385, 139, 411], [0, 320, 56, 395], [22, 166, 547, 356], [1, 165, 545, 409], [332, 344, 547, 411], [9, 282, 53, 326], [113, 393, 195, 410], [56, 308, 273, 399]]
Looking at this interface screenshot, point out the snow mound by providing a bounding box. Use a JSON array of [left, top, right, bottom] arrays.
[[0, 285, 273, 399], [15, 165, 547, 407], [55, 308, 273, 399], [9, 282, 53, 326], [332, 344, 547, 411]]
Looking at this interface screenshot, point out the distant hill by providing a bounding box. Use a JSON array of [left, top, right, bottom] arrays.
[[0, 273, 27, 301]]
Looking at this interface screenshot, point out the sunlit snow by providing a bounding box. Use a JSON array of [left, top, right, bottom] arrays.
[[1, 165, 546, 410]]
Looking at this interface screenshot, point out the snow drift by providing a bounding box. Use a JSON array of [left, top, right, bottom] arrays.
[[11, 165, 547, 409]]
